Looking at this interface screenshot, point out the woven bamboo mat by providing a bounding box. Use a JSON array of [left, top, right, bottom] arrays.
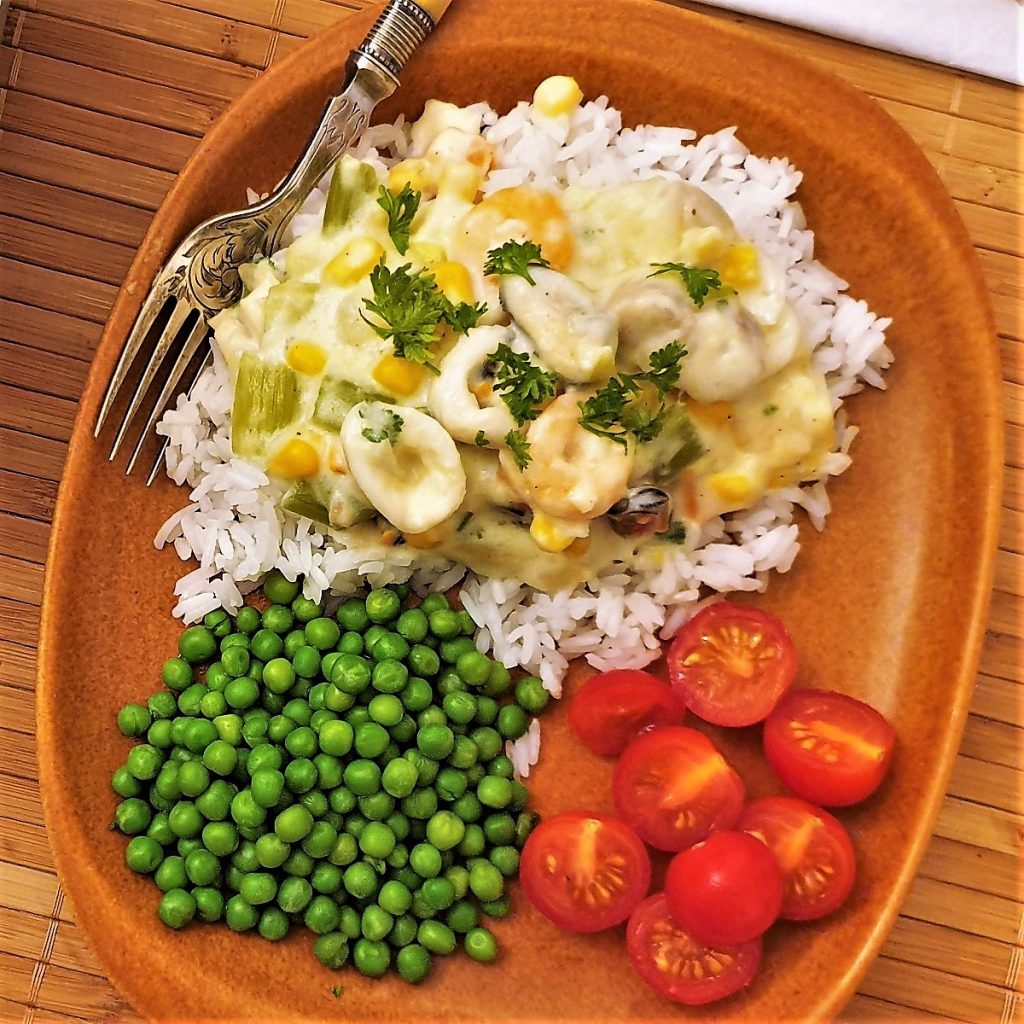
[[0, 0, 1020, 1020]]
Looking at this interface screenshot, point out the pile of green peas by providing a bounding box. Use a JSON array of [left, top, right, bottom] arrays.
[[110, 573, 551, 984]]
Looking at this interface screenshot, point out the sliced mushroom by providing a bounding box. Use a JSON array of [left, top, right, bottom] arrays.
[[606, 486, 672, 537], [607, 278, 695, 374], [500, 267, 617, 382]]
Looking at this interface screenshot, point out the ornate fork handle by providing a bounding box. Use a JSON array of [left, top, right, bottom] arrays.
[[181, 0, 444, 316]]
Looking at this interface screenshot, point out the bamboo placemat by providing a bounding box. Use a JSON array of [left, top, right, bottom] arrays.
[[0, 1, 1020, 1020]]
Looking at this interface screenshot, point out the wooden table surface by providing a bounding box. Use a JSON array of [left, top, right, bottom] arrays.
[[0, 1, 1020, 1021]]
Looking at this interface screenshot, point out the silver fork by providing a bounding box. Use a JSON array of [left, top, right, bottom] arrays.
[[94, 0, 452, 480]]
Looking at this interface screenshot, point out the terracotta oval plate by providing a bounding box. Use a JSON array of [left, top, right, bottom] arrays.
[[38, 1, 1001, 1021]]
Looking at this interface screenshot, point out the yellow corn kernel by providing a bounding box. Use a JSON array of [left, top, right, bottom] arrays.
[[719, 242, 761, 289], [404, 526, 446, 549], [530, 511, 585, 553], [373, 354, 428, 397], [433, 261, 475, 305], [710, 473, 753, 503], [268, 438, 320, 480], [389, 158, 432, 194], [324, 236, 384, 286], [437, 161, 484, 201], [285, 341, 327, 376], [532, 75, 584, 118], [471, 379, 494, 404], [408, 242, 447, 268]]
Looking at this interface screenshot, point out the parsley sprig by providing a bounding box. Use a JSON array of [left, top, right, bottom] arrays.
[[488, 343, 558, 425], [376, 183, 420, 255], [360, 408, 404, 446], [361, 262, 486, 372], [578, 342, 686, 447], [649, 262, 724, 309], [484, 240, 550, 285], [504, 429, 532, 470]]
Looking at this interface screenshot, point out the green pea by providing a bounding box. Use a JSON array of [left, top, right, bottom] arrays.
[[111, 766, 142, 798], [193, 886, 224, 923], [450, 792, 482, 823], [199, 690, 228, 719], [465, 926, 499, 963], [352, 722, 388, 759], [497, 704, 530, 741], [153, 854, 186, 892], [201, 820, 238, 857], [473, 696, 499, 726], [184, 847, 220, 886], [336, 598, 370, 632], [343, 759, 381, 797], [206, 663, 230, 692], [266, 715, 295, 744], [489, 755, 515, 780], [416, 724, 454, 759], [329, 787, 357, 817], [367, 693, 403, 728], [456, 822, 486, 859], [240, 714, 269, 748], [201, 739, 237, 777], [158, 888, 196, 929], [491, 846, 521, 877], [353, 937, 391, 978], [445, 899, 479, 934], [221, 645, 250, 679], [175, 761, 209, 798], [332, 654, 372, 696], [250, 628, 283, 662], [125, 835, 163, 873], [246, 742, 282, 774], [359, 821, 396, 859], [145, 690, 177, 721], [425, 810, 465, 851], [146, 812, 175, 846], [196, 780, 234, 822], [400, 677, 434, 713], [436, 767, 468, 802], [126, 743, 163, 780], [179, 626, 217, 664], [230, 789, 266, 829], [252, 832, 288, 870], [239, 871, 277, 905], [264, 570, 300, 605], [303, 616, 340, 651], [378, 879, 413, 916], [312, 752, 343, 791], [311, 862, 344, 895], [404, 750, 439, 787], [387, 912, 417, 949], [453, 651, 490, 687], [343, 861, 379, 901], [314, 931, 350, 969], [421, 877, 456, 911], [258, 906, 290, 942], [224, 676, 259, 709], [358, 791, 395, 821], [442, 691, 476, 726], [417, 919, 456, 955], [274, 804, 313, 842], [477, 776, 513, 810], [168, 800, 203, 838], [225, 894, 260, 932], [302, 820, 338, 859], [146, 720, 173, 750], [283, 725, 316, 759], [324, 684, 356, 713], [291, 645, 321, 679], [437, 670, 466, 696], [337, 631, 364, 655], [469, 860, 504, 903], [401, 787, 438, 820], [361, 904, 394, 943], [481, 894, 511, 919], [176, 836, 203, 858], [233, 605, 260, 635], [277, 875, 313, 913], [231, 840, 260, 873], [365, 588, 401, 624], [162, 657, 193, 691], [427, 609, 461, 640], [394, 608, 428, 643], [396, 942, 432, 983], [379, 758, 418, 799], [329, 832, 359, 866]]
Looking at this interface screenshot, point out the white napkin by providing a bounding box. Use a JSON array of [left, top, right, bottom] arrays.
[[689, 0, 1023, 84]]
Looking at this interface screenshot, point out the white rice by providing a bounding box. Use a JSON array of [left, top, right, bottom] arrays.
[[155, 95, 893, 752]]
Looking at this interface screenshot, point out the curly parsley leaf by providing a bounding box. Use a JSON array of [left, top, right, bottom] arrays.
[[484, 240, 550, 285], [504, 429, 532, 471], [649, 262, 724, 309], [360, 408, 404, 446], [474, 430, 489, 448], [664, 521, 686, 544], [488, 343, 558, 425], [578, 343, 686, 447], [361, 262, 447, 371], [376, 183, 421, 255], [441, 296, 488, 334]]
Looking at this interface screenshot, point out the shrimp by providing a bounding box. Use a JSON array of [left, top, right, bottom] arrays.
[[501, 392, 634, 520]]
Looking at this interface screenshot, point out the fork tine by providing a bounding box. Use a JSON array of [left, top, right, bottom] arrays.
[[93, 282, 173, 438], [124, 317, 211, 477], [144, 351, 213, 487], [108, 301, 196, 462]]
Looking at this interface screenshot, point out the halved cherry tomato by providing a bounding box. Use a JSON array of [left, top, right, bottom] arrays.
[[626, 893, 762, 1006], [519, 812, 651, 932], [764, 688, 896, 806], [612, 726, 744, 851], [665, 829, 784, 946], [738, 796, 856, 921], [568, 669, 686, 756], [667, 602, 797, 727]]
